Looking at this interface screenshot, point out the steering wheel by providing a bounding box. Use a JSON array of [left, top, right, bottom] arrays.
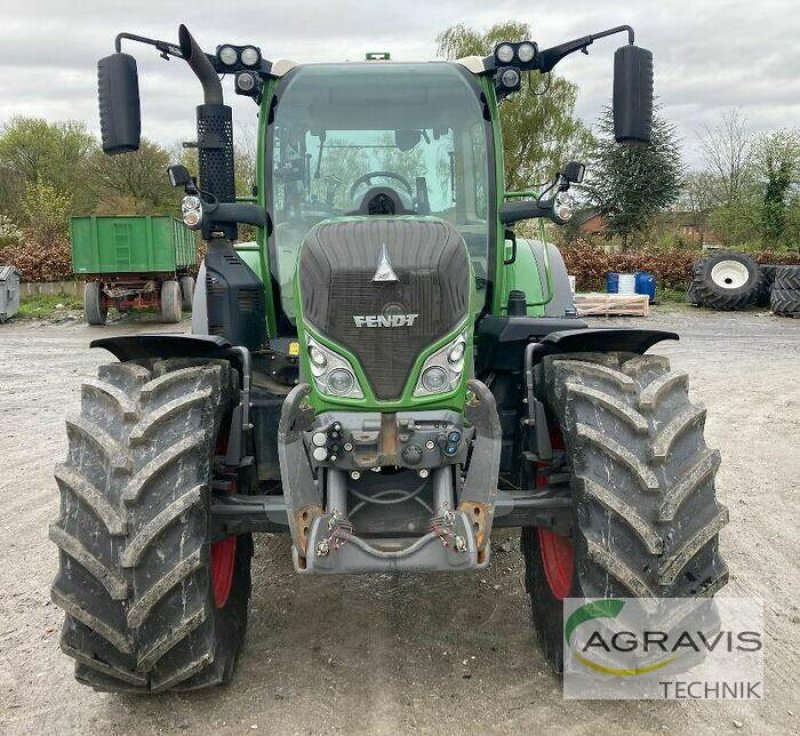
[[349, 171, 413, 200]]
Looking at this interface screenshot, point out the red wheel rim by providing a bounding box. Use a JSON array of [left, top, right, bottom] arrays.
[[538, 528, 574, 601], [210, 537, 237, 608]]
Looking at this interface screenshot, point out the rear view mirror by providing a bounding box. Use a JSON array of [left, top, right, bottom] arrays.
[[97, 53, 141, 154], [562, 161, 586, 184], [613, 45, 653, 144], [167, 164, 192, 188]]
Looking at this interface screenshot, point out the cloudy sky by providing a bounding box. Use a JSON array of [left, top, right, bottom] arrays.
[[2, 0, 798, 169]]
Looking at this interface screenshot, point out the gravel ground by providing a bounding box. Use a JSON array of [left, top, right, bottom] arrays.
[[0, 306, 798, 735]]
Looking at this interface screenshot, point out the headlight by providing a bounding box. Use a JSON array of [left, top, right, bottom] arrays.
[[555, 191, 574, 222], [495, 43, 514, 64], [413, 330, 468, 397], [308, 344, 328, 373], [517, 41, 536, 63], [236, 72, 257, 93], [421, 366, 449, 393], [447, 340, 466, 366], [181, 195, 203, 230], [328, 368, 355, 396], [306, 336, 364, 399], [500, 68, 521, 89], [218, 45, 238, 66], [240, 46, 261, 67]]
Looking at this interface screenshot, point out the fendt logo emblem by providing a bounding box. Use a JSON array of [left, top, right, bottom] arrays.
[[353, 313, 419, 328], [372, 243, 399, 282], [353, 302, 419, 328]]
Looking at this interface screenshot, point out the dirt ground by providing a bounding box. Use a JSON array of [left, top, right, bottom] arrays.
[[0, 306, 798, 735]]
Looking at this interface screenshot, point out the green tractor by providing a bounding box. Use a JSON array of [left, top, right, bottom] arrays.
[[50, 23, 728, 692]]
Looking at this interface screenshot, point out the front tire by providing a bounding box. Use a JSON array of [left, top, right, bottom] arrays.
[[523, 352, 729, 672], [50, 359, 251, 692]]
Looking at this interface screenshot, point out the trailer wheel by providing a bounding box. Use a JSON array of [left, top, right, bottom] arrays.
[[522, 352, 729, 672], [160, 280, 182, 323], [691, 251, 761, 310], [50, 359, 252, 692], [180, 276, 195, 312], [84, 282, 108, 326]]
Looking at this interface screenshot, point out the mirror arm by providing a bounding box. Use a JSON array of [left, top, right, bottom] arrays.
[[499, 199, 554, 225], [114, 32, 197, 63], [203, 202, 272, 235], [535, 25, 635, 73]]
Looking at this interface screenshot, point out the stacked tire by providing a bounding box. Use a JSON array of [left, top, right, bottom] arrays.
[[687, 251, 762, 310], [771, 266, 800, 318], [756, 264, 778, 307]]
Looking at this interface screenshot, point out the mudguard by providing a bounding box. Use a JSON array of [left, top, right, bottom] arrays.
[[476, 314, 678, 372], [90, 333, 231, 362], [536, 327, 679, 357]]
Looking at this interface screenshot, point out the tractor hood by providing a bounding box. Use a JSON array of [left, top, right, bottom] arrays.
[[296, 217, 472, 404]]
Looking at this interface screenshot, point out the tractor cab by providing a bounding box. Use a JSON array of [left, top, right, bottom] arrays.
[[267, 62, 494, 326]]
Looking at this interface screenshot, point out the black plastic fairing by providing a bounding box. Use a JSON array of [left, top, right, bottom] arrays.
[[476, 316, 677, 373], [90, 334, 230, 362], [205, 240, 268, 351]]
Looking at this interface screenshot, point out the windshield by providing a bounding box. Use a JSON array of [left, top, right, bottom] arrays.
[[268, 62, 493, 323]]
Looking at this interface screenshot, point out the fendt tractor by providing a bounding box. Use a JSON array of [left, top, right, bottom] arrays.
[[50, 22, 729, 692]]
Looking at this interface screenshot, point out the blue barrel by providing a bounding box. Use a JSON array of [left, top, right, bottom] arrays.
[[606, 272, 619, 293], [635, 271, 656, 303]]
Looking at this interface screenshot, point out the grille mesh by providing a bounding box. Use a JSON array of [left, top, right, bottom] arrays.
[[197, 104, 235, 203]]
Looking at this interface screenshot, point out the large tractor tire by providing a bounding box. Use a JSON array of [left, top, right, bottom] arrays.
[[756, 264, 778, 307], [691, 251, 761, 310], [771, 287, 800, 317], [84, 282, 108, 326], [522, 352, 729, 672], [50, 359, 252, 693], [773, 264, 800, 290], [160, 280, 182, 323]]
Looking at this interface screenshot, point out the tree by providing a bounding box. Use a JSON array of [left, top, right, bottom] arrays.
[[89, 138, 178, 215], [436, 22, 591, 191], [586, 106, 683, 248], [753, 130, 800, 245], [0, 117, 97, 220], [700, 109, 754, 208], [680, 170, 719, 245]]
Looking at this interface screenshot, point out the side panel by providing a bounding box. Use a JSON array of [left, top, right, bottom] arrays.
[[501, 239, 576, 318], [191, 242, 267, 337], [70, 216, 182, 274]]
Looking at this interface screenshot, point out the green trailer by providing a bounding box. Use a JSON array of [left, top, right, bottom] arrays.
[[70, 215, 197, 324]]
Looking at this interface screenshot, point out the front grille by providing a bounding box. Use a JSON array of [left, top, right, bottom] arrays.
[[298, 219, 470, 400]]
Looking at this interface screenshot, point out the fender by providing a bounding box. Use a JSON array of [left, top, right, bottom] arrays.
[[476, 315, 678, 373], [90, 333, 232, 362], [535, 327, 678, 360], [91, 334, 254, 470]]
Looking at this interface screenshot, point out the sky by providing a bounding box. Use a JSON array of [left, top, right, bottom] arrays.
[[1, 0, 799, 170]]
